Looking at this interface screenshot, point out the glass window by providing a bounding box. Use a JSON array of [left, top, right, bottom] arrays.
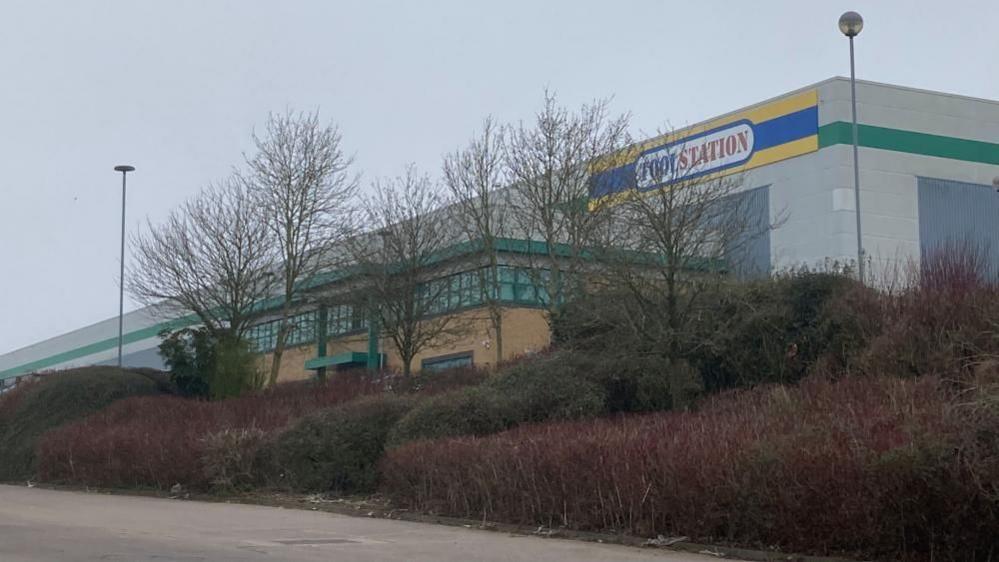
[[328, 304, 352, 335], [247, 320, 277, 352], [461, 272, 480, 307], [352, 308, 369, 331], [492, 266, 569, 306], [421, 352, 473, 372], [324, 304, 369, 336], [477, 268, 498, 301], [422, 279, 443, 315], [497, 266, 517, 302], [248, 310, 321, 351], [287, 311, 317, 346], [446, 276, 459, 310], [499, 266, 517, 283]]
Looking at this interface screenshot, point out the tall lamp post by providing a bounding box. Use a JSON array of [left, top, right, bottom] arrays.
[[113, 165, 135, 367], [839, 11, 865, 283]]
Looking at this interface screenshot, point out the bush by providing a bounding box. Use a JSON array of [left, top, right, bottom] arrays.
[[200, 427, 266, 492], [808, 281, 885, 375], [36, 373, 385, 489], [159, 327, 262, 399], [0, 366, 167, 481], [386, 364, 490, 395], [256, 394, 415, 493], [159, 327, 213, 397], [209, 335, 263, 399], [555, 271, 864, 394], [573, 354, 698, 413], [388, 358, 609, 447], [388, 387, 512, 446], [479, 350, 695, 415], [690, 272, 861, 390], [484, 359, 606, 423], [855, 251, 999, 379], [381, 375, 999, 561]]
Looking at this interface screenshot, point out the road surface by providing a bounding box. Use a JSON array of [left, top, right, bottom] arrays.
[[0, 485, 733, 562]]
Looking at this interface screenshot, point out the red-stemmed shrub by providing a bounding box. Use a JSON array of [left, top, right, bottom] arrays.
[[36, 373, 383, 489], [1, 367, 168, 480], [380, 375, 999, 561], [858, 244, 999, 379], [34, 363, 492, 490], [382, 364, 490, 396]]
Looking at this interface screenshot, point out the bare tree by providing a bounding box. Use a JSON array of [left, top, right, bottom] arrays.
[[128, 176, 275, 339], [245, 110, 358, 386], [505, 91, 630, 324], [442, 117, 509, 364], [588, 125, 781, 359], [350, 166, 466, 376]]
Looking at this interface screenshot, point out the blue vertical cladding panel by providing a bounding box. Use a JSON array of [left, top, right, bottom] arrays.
[[727, 185, 772, 279], [917, 177, 999, 279]]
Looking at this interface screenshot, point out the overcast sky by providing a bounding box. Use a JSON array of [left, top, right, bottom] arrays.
[[1, 0, 997, 354]]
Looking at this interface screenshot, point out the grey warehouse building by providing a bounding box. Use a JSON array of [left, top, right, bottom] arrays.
[[2, 76, 999, 383]]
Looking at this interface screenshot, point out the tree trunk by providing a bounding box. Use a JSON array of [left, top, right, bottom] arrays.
[[663, 264, 691, 410], [493, 306, 503, 365], [267, 320, 289, 387]]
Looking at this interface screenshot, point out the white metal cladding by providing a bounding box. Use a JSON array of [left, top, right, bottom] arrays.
[[0, 304, 178, 380]]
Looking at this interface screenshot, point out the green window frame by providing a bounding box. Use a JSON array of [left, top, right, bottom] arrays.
[[327, 303, 368, 336], [247, 310, 319, 352], [495, 265, 572, 306], [286, 311, 316, 347], [244, 265, 573, 354], [418, 270, 485, 316], [246, 321, 277, 352]]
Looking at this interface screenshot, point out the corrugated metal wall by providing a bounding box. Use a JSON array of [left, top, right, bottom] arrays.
[[917, 177, 999, 279], [727, 185, 772, 278]]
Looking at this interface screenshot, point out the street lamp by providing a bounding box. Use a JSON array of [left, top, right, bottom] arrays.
[[113, 164, 135, 367], [839, 11, 865, 283]]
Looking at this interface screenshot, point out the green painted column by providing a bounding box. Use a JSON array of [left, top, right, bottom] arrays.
[[316, 305, 328, 381]]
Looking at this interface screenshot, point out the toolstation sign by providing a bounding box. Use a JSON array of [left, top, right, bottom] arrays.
[[589, 89, 820, 205], [635, 121, 754, 190]]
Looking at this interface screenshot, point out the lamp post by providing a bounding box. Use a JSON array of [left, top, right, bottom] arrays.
[[839, 11, 865, 283], [113, 165, 135, 367]]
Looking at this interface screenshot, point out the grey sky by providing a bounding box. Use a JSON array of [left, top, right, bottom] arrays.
[[2, 0, 997, 354]]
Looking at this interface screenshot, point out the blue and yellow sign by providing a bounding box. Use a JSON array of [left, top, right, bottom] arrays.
[[590, 90, 819, 206]]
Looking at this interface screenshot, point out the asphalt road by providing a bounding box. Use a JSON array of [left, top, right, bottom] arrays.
[[0, 485, 732, 562]]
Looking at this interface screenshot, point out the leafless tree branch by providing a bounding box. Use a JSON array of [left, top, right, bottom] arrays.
[[244, 109, 359, 385], [504, 90, 631, 323], [349, 165, 468, 376], [589, 124, 783, 357], [128, 176, 276, 339], [443, 116, 509, 363]]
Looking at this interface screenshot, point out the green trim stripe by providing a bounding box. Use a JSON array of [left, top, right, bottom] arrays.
[[819, 122, 999, 165], [0, 314, 199, 380]]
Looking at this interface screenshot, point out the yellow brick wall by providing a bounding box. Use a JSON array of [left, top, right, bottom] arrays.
[[255, 344, 316, 383], [258, 306, 552, 384], [394, 306, 551, 371]]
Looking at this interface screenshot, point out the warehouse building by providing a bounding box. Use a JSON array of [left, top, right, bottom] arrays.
[[2, 76, 998, 384]]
